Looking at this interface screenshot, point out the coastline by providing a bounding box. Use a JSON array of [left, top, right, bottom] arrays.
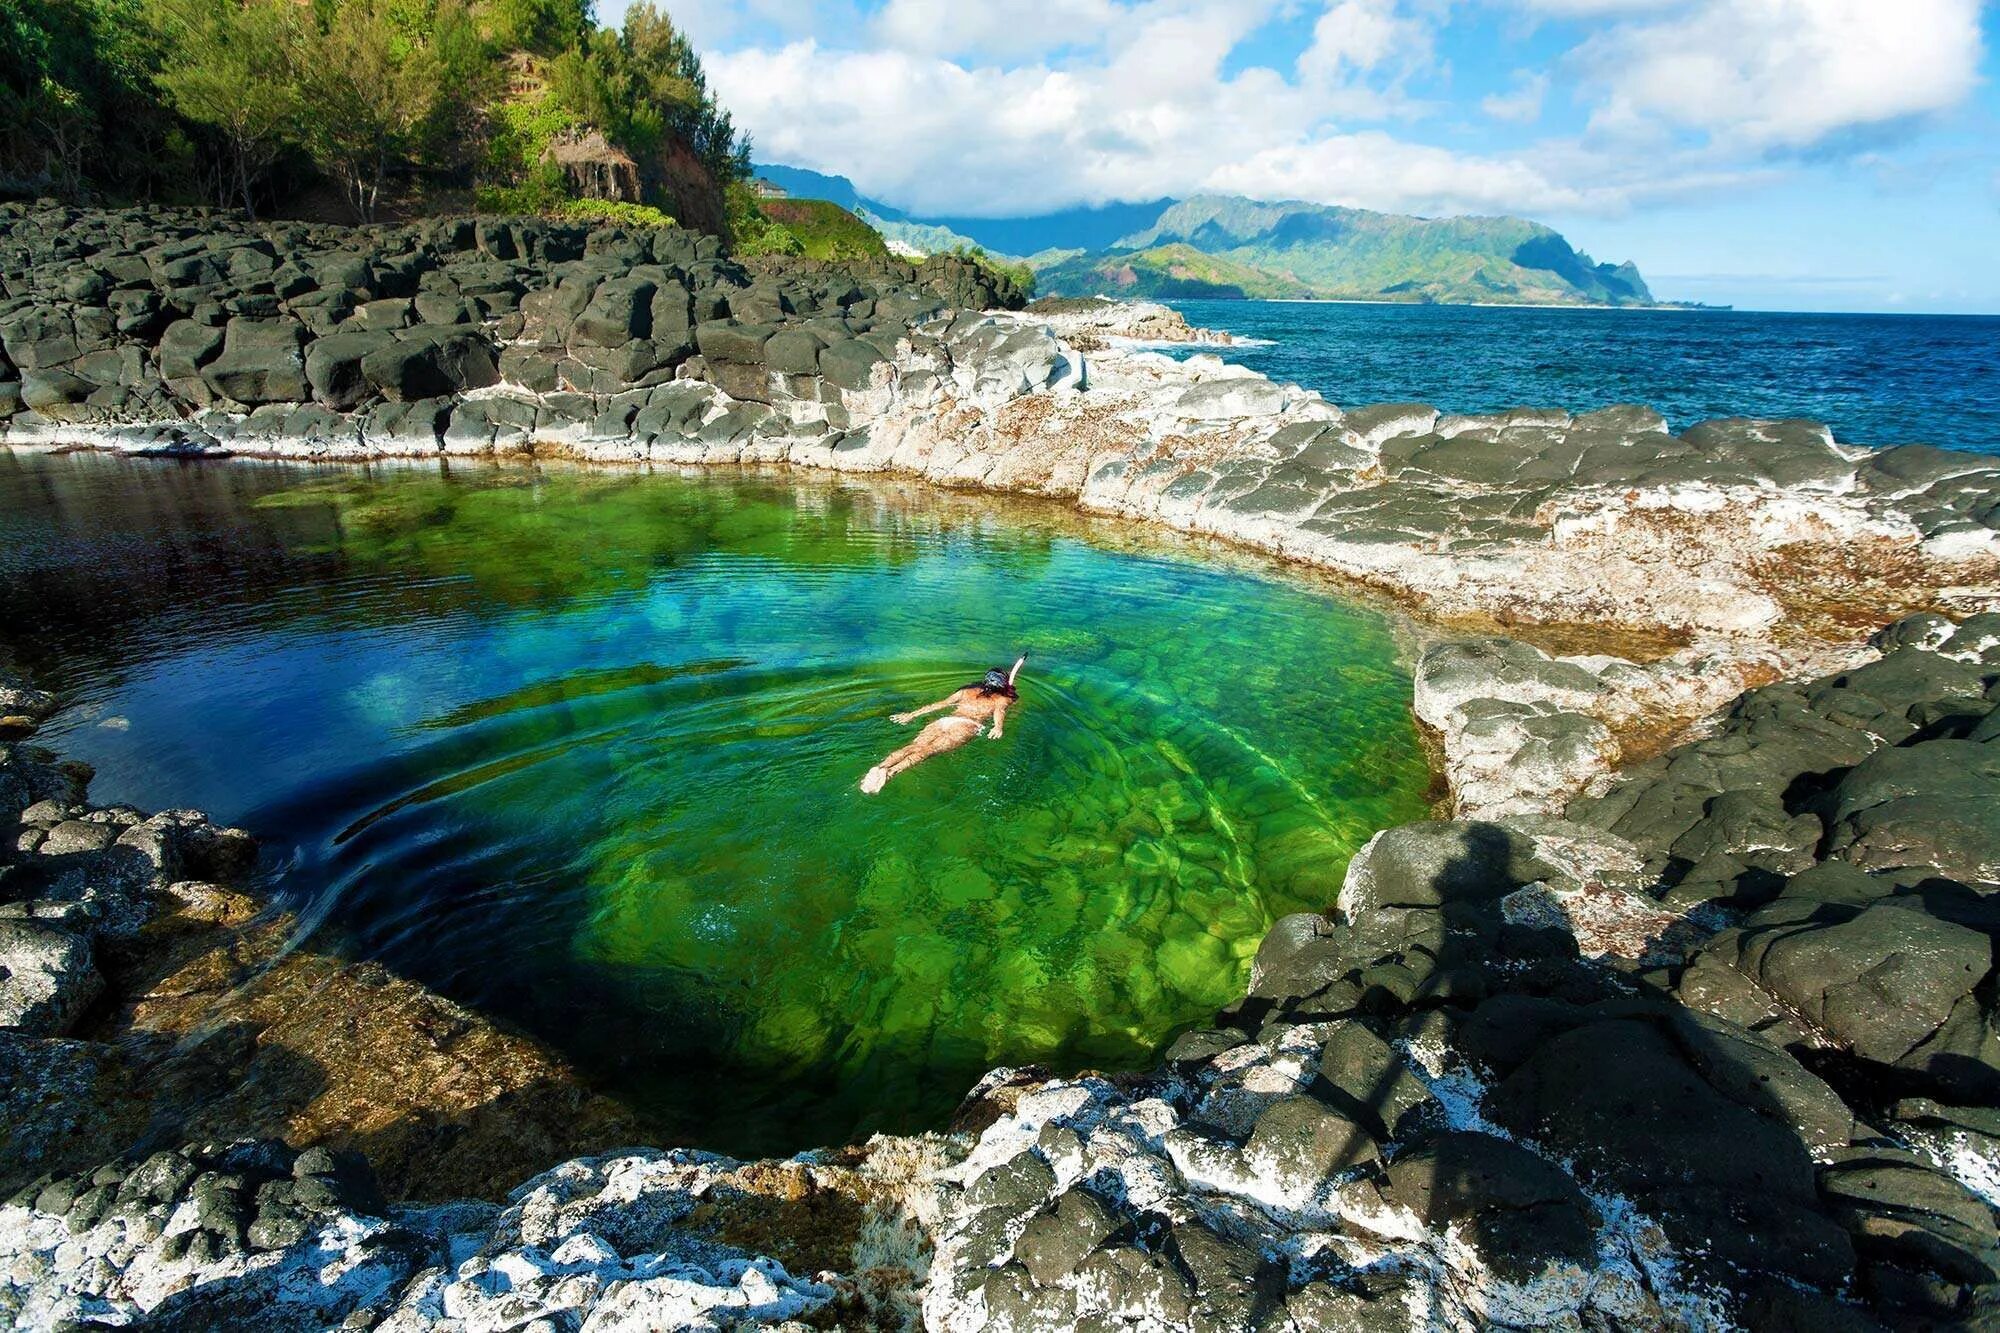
[[1255, 296, 1711, 311], [3, 204, 1999, 1330]]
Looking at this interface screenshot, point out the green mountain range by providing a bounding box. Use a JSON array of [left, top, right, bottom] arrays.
[[1035, 195, 1656, 305], [755, 166, 1660, 307]]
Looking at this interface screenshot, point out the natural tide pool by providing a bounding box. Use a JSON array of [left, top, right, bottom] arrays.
[[0, 451, 1434, 1154]]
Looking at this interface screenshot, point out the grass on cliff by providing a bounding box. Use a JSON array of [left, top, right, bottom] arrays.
[[723, 187, 890, 261]]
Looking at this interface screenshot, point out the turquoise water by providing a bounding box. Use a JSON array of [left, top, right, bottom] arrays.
[[1168, 300, 2000, 455], [0, 453, 1433, 1154]]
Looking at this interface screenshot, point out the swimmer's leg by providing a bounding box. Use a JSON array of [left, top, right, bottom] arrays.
[[860, 721, 977, 794]]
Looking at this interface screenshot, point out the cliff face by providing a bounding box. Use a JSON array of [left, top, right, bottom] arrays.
[[649, 137, 729, 237]]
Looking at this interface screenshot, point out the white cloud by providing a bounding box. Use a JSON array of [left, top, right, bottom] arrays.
[[712, 31, 1667, 219], [1569, 0, 1985, 150], [1510, 0, 1679, 14], [1481, 70, 1549, 123], [871, 0, 1121, 61], [1209, 132, 1602, 215], [699, 0, 1989, 221], [710, 31, 1308, 215], [1298, 0, 1428, 81]]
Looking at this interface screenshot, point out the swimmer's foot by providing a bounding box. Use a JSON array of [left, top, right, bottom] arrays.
[[860, 766, 888, 795]]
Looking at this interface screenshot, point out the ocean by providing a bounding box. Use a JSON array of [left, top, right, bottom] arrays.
[[1162, 299, 2000, 456]]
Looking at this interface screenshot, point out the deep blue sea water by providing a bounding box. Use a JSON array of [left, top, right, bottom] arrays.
[[1164, 300, 2000, 455]]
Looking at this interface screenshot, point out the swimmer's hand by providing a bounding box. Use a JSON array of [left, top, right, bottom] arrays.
[[891, 711, 916, 725], [987, 726, 1003, 740]]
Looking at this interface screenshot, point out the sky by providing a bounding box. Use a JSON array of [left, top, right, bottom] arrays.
[[614, 0, 2000, 313]]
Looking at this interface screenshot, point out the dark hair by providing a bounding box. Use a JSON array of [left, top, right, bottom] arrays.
[[970, 668, 1018, 699]]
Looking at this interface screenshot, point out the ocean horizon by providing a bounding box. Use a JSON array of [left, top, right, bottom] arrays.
[[1164, 298, 2000, 456]]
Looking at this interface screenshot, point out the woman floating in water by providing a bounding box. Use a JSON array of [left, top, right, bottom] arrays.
[[860, 655, 1025, 794]]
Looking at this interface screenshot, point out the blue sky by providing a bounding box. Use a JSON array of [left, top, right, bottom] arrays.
[[626, 1, 1998, 313]]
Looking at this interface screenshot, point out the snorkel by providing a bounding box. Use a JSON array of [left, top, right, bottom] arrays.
[[976, 655, 1027, 697]]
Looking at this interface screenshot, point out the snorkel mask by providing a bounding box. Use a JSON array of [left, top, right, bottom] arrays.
[[982, 669, 1009, 690]]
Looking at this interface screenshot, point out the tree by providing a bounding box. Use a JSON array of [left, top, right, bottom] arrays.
[[618, 3, 747, 185], [483, 0, 586, 58], [292, 0, 444, 221], [149, 0, 299, 218], [3, 0, 172, 198]]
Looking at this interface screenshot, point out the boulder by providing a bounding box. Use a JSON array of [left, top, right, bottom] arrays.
[[1823, 739, 2000, 885], [1242, 1094, 1377, 1196], [694, 320, 775, 366], [0, 920, 102, 1036], [1487, 1015, 1855, 1288], [157, 319, 225, 381], [200, 318, 309, 404], [1819, 1147, 2000, 1323], [570, 276, 656, 347], [1313, 1020, 1436, 1137], [303, 328, 395, 411], [1383, 1131, 1599, 1280], [818, 337, 884, 391], [1717, 897, 1991, 1071], [762, 328, 824, 376], [18, 368, 97, 417], [360, 326, 498, 401], [1012, 1188, 1122, 1286]]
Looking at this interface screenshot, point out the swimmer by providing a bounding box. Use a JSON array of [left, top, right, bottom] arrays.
[[860, 655, 1024, 794]]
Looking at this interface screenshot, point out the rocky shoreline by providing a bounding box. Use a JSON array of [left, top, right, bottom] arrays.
[[4, 204, 1999, 1330]]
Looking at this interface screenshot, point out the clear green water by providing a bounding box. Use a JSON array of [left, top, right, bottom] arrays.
[[0, 452, 1433, 1154]]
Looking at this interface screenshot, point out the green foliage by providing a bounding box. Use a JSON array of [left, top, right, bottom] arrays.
[[760, 198, 889, 261], [480, 89, 580, 200], [291, 0, 457, 221], [6, 0, 747, 225], [524, 4, 748, 193], [724, 181, 802, 256], [1, 0, 173, 197], [471, 188, 675, 229], [555, 198, 675, 227], [482, 0, 585, 56], [149, 0, 302, 217]]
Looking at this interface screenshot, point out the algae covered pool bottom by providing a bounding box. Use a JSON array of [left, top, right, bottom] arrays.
[[1, 452, 1434, 1154]]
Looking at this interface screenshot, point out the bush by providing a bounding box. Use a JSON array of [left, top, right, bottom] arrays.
[[723, 180, 802, 255], [472, 188, 675, 229], [557, 198, 675, 227]]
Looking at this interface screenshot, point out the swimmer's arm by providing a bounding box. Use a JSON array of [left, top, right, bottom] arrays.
[[988, 699, 1009, 739], [892, 690, 965, 725]]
